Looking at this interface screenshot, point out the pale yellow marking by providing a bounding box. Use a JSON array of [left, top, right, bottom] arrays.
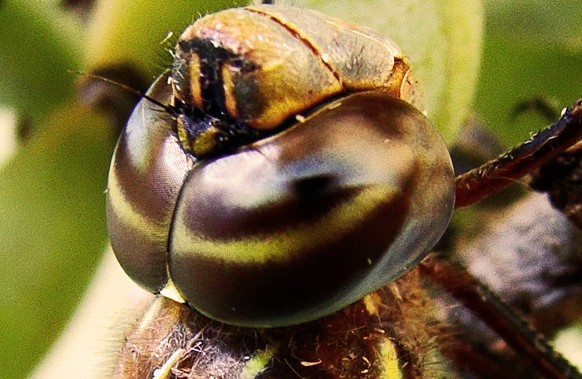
[[152, 348, 185, 379], [300, 359, 322, 367], [222, 63, 239, 120], [135, 296, 165, 333], [176, 117, 192, 152], [174, 185, 398, 264], [192, 127, 219, 157], [188, 54, 203, 109], [378, 339, 403, 379], [0, 107, 17, 168], [389, 283, 403, 301], [363, 292, 383, 317], [362, 355, 371, 373], [107, 168, 163, 239], [159, 276, 186, 304], [240, 345, 277, 379]]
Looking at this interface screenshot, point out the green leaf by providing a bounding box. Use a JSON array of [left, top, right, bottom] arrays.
[[0, 1, 245, 377], [0, 104, 115, 379], [0, 1, 82, 122], [475, 0, 582, 145], [83, 0, 245, 77]]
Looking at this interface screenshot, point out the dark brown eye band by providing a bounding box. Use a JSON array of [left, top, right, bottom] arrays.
[[108, 73, 455, 326]]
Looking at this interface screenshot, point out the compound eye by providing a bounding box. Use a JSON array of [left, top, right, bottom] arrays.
[[167, 92, 455, 327], [106, 75, 192, 294]]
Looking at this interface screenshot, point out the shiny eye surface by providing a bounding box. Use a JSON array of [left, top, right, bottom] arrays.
[[106, 5, 455, 327], [168, 92, 454, 326]]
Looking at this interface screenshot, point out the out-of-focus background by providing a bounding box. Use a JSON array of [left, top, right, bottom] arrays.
[[0, 1, 580, 378]]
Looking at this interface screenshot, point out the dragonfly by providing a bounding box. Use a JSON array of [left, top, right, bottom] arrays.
[[15, 1, 580, 378], [97, 2, 582, 378]]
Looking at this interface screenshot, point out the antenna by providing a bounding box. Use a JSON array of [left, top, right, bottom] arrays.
[[72, 70, 174, 114]]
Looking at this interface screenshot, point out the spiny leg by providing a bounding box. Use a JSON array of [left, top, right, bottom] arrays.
[[455, 99, 582, 208], [424, 98, 582, 378], [420, 256, 582, 379]]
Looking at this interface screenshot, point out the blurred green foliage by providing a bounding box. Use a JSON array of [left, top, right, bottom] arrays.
[[476, 0, 582, 144]]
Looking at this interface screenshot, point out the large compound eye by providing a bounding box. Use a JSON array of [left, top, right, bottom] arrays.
[[170, 92, 453, 327], [106, 75, 191, 294], [107, 85, 454, 327]]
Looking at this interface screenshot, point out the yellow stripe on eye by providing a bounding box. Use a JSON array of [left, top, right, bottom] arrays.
[[107, 167, 166, 239], [172, 185, 398, 265]]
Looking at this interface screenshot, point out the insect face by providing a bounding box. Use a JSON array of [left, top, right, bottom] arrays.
[[106, 5, 455, 327], [169, 5, 419, 156]]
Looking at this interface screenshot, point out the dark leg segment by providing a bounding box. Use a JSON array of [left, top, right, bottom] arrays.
[[455, 99, 582, 208], [531, 142, 582, 229], [419, 255, 582, 379]]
